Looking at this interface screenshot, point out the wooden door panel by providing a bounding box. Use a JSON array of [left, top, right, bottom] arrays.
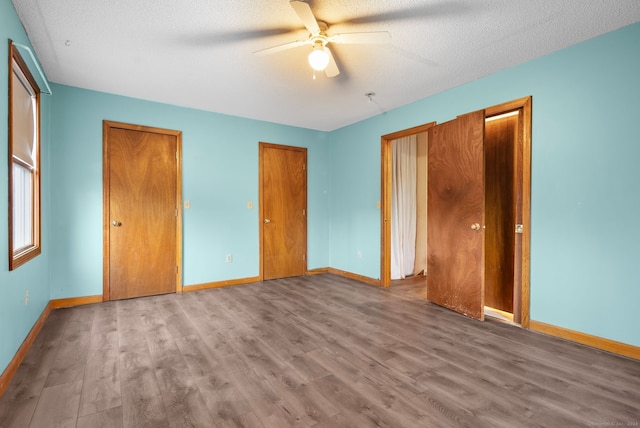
[[106, 125, 178, 300], [427, 110, 485, 320], [261, 143, 307, 280]]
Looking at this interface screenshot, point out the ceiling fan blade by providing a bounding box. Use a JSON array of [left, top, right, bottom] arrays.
[[253, 39, 307, 56], [329, 31, 391, 45], [339, 3, 467, 26], [324, 47, 340, 78], [289, 1, 320, 34], [182, 27, 299, 46]]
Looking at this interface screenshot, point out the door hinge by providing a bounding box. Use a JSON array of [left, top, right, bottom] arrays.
[[176, 266, 179, 274], [303, 254, 306, 261], [515, 224, 524, 234], [303, 164, 306, 171], [303, 208, 306, 216]]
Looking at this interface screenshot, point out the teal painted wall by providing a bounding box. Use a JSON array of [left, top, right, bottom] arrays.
[[1, 0, 639, 377], [49, 85, 330, 298], [0, 0, 52, 375], [329, 23, 640, 347]]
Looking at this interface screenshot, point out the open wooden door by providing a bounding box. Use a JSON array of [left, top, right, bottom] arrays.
[[427, 110, 485, 320]]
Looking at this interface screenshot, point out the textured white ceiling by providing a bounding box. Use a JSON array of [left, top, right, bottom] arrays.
[[11, 0, 640, 131]]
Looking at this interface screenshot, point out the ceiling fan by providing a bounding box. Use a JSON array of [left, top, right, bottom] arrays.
[[254, 0, 391, 77]]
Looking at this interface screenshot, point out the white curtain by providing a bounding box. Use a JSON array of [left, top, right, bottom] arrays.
[[391, 135, 417, 279], [414, 132, 428, 275]]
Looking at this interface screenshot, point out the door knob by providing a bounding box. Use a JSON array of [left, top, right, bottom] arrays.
[[112, 220, 122, 227], [264, 218, 271, 224], [470, 223, 480, 230]]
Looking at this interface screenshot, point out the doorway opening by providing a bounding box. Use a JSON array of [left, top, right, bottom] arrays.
[[390, 132, 428, 280], [484, 110, 519, 323], [381, 123, 435, 291]]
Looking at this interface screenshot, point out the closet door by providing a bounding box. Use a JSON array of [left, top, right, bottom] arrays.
[[427, 110, 485, 320], [104, 121, 181, 300], [260, 143, 307, 280]]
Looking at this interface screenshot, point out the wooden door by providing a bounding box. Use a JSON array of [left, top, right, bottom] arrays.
[[260, 143, 307, 280], [103, 121, 181, 300], [427, 110, 485, 320]]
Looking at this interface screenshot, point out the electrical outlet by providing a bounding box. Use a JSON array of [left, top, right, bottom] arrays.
[[184, 200, 190, 209], [226, 254, 233, 263], [25, 289, 29, 305], [357, 249, 363, 259]]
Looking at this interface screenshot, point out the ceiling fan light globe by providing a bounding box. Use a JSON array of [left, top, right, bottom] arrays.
[[308, 47, 330, 71]]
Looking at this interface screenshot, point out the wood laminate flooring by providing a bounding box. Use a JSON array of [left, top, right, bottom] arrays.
[[0, 274, 638, 427]]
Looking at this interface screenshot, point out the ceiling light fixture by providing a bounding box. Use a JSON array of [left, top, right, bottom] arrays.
[[308, 42, 330, 71]]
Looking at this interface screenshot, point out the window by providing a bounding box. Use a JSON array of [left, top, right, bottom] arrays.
[[8, 41, 41, 270]]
